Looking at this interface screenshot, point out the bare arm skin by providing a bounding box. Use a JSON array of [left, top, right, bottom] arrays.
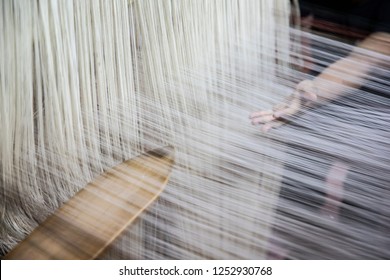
[[250, 32, 390, 132]]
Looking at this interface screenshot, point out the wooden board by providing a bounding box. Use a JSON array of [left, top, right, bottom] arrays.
[[5, 146, 175, 260]]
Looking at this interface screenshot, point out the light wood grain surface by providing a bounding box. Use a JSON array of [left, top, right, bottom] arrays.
[[5, 146, 175, 260]]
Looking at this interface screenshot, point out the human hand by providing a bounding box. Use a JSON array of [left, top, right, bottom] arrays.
[[249, 80, 318, 132]]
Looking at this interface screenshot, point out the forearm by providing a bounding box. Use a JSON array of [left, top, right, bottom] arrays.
[[310, 32, 390, 102], [250, 33, 389, 131], [312, 56, 371, 102]]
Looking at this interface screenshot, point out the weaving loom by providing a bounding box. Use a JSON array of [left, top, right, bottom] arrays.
[[1, 0, 389, 259]]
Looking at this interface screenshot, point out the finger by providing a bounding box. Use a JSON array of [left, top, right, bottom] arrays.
[[261, 120, 285, 133], [251, 114, 276, 125], [273, 97, 301, 119], [249, 110, 273, 119], [272, 103, 287, 112]]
